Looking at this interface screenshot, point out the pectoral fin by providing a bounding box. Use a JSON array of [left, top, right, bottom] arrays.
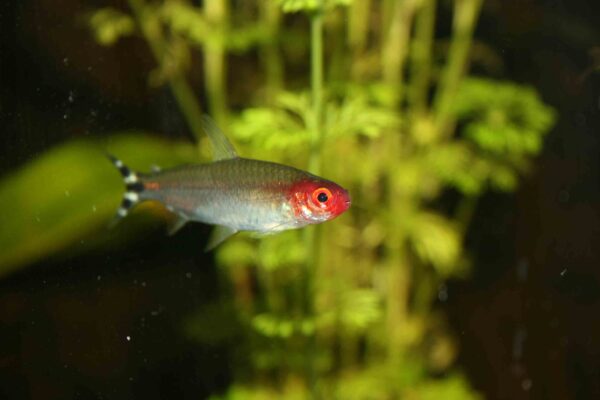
[[205, 225, 238, 251]]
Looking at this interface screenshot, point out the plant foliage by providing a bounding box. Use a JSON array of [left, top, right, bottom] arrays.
[[0, 0, 556, 398]]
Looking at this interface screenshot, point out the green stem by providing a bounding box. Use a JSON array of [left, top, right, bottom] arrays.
[[302, 4, 325, 398], [432, 0, 483, 137], [348, 0, 371, 53], [328, 10, 347, 84], [455, 194, 478, 237], [381, 0, 417, 107], [127, 0, 205, 145], [304, 4, 325, 314], [309, 8, 324, 175], [348, 0, 371, 80], [384, 175, 410, 363], [204, 0, 229, 128], [408, 0, 436, 115], [259, 0, 284, 103]]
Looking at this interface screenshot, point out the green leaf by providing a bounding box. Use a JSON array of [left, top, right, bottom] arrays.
[[324, 92, 399, 140], [161, 2, 208, 46], [455, 77, 555, 159], [256, 231, 307, 270], [407, 213, 461, 277], [251, 313, 311, 338], [230, 106, 310, 153], [0, 134, 198, 278], [160, 2, 268, 52], [415, 374, 483, 400], [88, 8, 135, 46], [340, 289, 382, 331], [279, 0, 352, 13]]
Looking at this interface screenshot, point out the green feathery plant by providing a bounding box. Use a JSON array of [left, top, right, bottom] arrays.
[[0, 1, 556, 399]]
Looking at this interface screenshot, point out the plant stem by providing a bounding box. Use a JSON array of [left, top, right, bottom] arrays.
[[432, 0, 483, 137], [455, 194, 478, 237], [328, 10, 347, 83], [380, 0, 416, 365], [348, 0, 371, 80], [384, 172, 410, 363], [309, 8, 324, 176], [381, 0, 417, 107], [127, 0, 205, 145], [408, 0, 436, 115], [259, 0, 284, 103], [303, 3, 325, 398], [348, 0, 371, 53], [302, 5, 325, 320], [204, 0, 229, 128]]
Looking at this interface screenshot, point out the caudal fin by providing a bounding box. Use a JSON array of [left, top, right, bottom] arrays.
[[107, 154, 145, 225]]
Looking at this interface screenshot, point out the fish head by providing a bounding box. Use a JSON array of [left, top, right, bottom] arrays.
[[290, 179, 351, 224]]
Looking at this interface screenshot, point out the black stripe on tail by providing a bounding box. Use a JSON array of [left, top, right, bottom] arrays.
[[107, 154, 144, 222]]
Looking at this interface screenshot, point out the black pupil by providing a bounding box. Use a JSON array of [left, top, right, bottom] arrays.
[[317, 192, 328, 202]]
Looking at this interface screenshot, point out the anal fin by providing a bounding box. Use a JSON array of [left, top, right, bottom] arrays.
[[167, 214, 189, 236], [205, 226, 237, 251]]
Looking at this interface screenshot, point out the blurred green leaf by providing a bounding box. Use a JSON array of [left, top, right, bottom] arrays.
[[161, 1, 209, 46], [325, 91, 399, 140], [340, 288, 382, 331], [252, 313, 314, 338], [88, 8, 135, 46], [230, 104, 310, 153], [408, 213, 461, 277], [256, 231, 307, 270], [279, 0, 353, 13], [215, 238, 257, 266], [412, 374, 483, 400], [210, 384, 308, 400], [161, 2, 268, 53], [455, 77, 556, 159], [0, 134, 198, 278]]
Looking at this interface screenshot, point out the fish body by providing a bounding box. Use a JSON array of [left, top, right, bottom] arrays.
[[109, 116, 350, 249]]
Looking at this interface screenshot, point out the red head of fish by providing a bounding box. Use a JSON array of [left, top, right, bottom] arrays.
[[289, 179, 351, 224]]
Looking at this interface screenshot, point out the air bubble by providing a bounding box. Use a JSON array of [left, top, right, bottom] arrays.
[[437, 284, 448, 302], [560, 268, 567, 277]]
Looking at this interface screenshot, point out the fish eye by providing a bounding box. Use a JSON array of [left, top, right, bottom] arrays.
[[312, 188, 332, 205]]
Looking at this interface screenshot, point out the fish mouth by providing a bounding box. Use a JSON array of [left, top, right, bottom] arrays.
[[344, 191, 352, 209], [339, 193, 351, 214]]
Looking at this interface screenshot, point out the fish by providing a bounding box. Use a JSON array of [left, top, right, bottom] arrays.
[[108, 116, 351, 250]]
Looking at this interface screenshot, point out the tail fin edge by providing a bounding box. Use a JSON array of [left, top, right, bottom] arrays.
[[107, 154, 144, 226]]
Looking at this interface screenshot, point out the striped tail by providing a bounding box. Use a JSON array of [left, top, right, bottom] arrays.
[[107, 154, 145, 224]]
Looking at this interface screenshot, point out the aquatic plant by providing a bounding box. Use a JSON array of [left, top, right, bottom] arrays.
[[0, 0, 555, 398]]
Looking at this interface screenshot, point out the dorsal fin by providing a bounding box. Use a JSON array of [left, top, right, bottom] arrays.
[[201, 115, 238, 160]]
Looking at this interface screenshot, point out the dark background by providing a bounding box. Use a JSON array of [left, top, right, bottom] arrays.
[[1, 0, 600, 399]]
